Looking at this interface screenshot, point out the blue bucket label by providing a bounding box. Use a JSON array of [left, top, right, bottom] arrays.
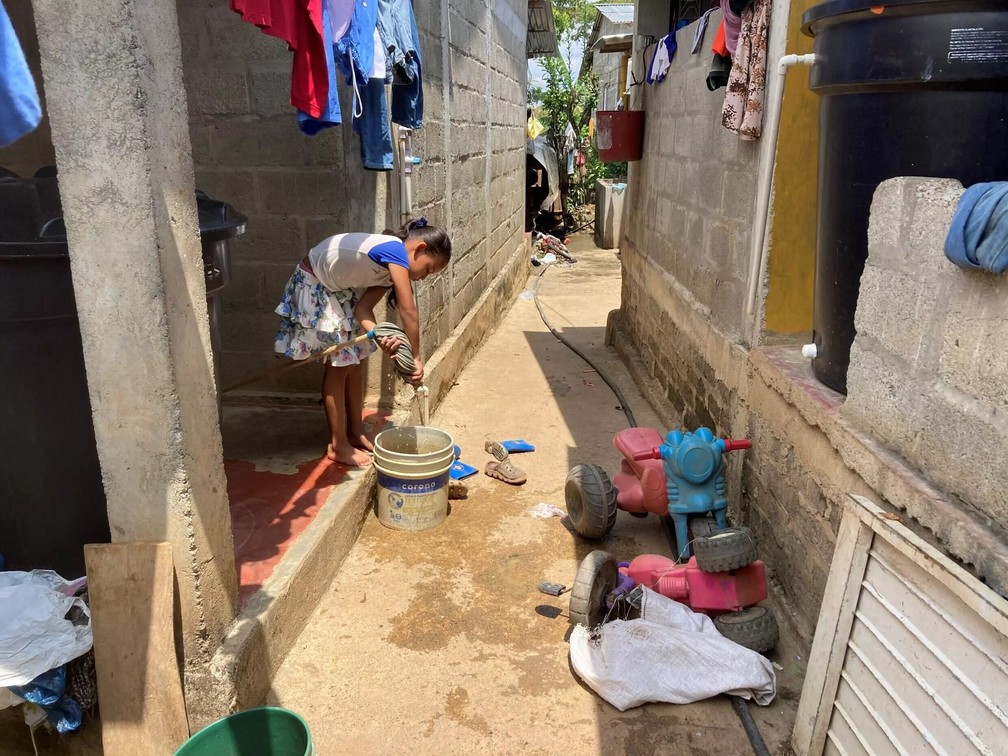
[[377, 471, 450, 495]]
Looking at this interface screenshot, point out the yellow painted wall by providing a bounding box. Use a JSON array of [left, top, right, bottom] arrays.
[[763, 0, 819, 335]]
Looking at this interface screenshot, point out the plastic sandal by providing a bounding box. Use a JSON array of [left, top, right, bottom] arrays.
[[501, 440, 535, 453], [485, 459, 526, 486], [450, 461, 478, 480], [485, 440, 510, 462]]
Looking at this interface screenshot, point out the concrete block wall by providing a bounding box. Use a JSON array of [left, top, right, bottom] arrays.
[[177, 0, 526, 395], [845, 177, 1008, 537], [623, 14, 759, 345]]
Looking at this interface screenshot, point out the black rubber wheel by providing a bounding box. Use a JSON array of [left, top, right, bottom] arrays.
[[714, 606, 780, 654], [569, 550, 619, 628], [565, 464, 617, 539], [693, 527, 758, 573]]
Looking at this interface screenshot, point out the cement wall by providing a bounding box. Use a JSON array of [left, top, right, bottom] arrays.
[[623, 16, 759, 345], [618, 14, 1008, 635], [845, 178, 1008, 539], [177, 0, 527, 396]]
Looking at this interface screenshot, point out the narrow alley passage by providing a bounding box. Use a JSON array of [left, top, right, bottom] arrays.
[[266, 239, 805, 754]]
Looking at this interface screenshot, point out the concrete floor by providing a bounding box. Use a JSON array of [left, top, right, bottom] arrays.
[[266, 239, 807, 755]]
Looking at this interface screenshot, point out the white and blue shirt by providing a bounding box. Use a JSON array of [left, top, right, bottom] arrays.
[[307, 233, 409, 292]]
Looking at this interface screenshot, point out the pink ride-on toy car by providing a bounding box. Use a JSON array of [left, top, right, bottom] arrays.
[[568, 550, 780, 653], [565, 426, 758, 573]]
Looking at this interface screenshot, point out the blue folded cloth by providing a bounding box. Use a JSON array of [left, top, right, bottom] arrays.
[[0, 3, 41, 147], [944, 182, 1008, 274]]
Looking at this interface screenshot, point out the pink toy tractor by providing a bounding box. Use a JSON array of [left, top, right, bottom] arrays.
[[569, 550, 779, 653]]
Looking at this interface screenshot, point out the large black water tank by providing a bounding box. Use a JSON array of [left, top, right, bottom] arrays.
[[0, 172, 245, 577], [803, 0, 1008, 393], [0, 174, 109, 577]]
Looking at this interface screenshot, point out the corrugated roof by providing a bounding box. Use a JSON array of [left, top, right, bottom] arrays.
[[594, 3, 634, 25], [527, 0, 558, 58]]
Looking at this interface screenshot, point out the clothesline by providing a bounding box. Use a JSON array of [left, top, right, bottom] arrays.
[[230, 0, 425, 171]]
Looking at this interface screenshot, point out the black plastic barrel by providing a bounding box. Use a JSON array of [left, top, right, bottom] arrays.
[[0, 171, 245, 576], [803, 0, 1008, 393], [0, 173, 109, 577]]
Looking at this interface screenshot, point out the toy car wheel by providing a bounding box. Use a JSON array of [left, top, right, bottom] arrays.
[[569, 550, 619, 628], [565, 464, 617, 539], [713, 606, 780, 654], [693, 527, 758, 573]]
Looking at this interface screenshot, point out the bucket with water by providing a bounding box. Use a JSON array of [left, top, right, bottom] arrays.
[[373, 426, 454, 530]]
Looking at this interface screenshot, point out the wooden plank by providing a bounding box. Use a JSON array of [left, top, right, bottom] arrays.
[[793, 503, 875, 756], [84, 542, 189, 754]]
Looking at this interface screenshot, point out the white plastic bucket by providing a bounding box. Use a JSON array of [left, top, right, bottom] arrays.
[[373, 426, 455, 530]]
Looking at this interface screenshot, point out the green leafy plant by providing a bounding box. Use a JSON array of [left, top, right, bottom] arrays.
[[529, 0, 630, 228]]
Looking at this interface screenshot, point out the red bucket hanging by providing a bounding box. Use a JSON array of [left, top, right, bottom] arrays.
[[596, 110, 645, 162]]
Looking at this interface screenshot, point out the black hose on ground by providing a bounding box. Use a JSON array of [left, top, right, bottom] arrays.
[[731, 696, 772, 756], [532, 266, 637, 428], [533, 261, 771, 756]]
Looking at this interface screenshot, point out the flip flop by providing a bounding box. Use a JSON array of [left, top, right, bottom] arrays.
[[485, 440, 510, 462], [501, 440, 535, 453], [485, 459, 526, 486], [450, 460, 478, 480]]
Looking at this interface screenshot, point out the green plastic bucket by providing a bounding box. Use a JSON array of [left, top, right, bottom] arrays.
[[174, 707, 313, 756]]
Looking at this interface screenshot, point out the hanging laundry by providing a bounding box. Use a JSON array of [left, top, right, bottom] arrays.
[[707, 18, 731, 91], [720, 0, 745, 57], [691, 7, 719, 55], [647, 21, 690, 84], [353, 77, 394, 170], [711, 18, 728, 57], [385, 0, 423, 130], [722, 0, 771, 139], [707, 54, 732, 91], [297, 0, 341, 134], [334, 0, 379, 118], [230, 0, 330, 119], [0, 1, 41, 148], [564, 123, 576, 176]]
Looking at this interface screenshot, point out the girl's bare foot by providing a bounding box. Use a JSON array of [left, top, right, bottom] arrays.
[[326, 442, 372, 467], [349, 429, 374, 452]]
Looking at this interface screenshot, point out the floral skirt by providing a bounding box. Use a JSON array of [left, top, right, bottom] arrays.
[[274, 266, 376, 367]]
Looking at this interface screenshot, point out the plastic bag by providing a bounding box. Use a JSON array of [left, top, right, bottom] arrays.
[[529, 503, 565, 518], [0, 571, 92, 687], [527, 115, 546, 140], [569, 587, 776, 711], [10, 665, 83, 734]]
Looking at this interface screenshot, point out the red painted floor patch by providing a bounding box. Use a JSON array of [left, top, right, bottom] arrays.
[[226, 457, 348, 603], [223, 409, 391, 604]]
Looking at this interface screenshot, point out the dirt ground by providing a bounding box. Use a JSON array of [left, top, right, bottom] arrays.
[[266, 238, 807, 755]]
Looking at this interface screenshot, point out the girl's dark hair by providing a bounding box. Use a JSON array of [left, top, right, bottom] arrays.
[[382, 218, 452, 310], [385, 217, 452, 259]]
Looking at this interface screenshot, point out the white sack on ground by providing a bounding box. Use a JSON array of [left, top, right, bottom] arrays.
[[569, 587, 776, 711], [0, 571, 92, 687]]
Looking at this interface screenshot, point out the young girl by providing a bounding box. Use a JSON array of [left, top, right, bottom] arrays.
[[274, 218, 452, 467]]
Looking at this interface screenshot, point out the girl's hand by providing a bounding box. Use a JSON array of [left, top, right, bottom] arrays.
[[376, 335, 402, 356], [410, 358, 424, 386]]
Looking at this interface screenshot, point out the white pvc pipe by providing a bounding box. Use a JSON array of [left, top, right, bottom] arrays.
[[744, 53, 817, 319]]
